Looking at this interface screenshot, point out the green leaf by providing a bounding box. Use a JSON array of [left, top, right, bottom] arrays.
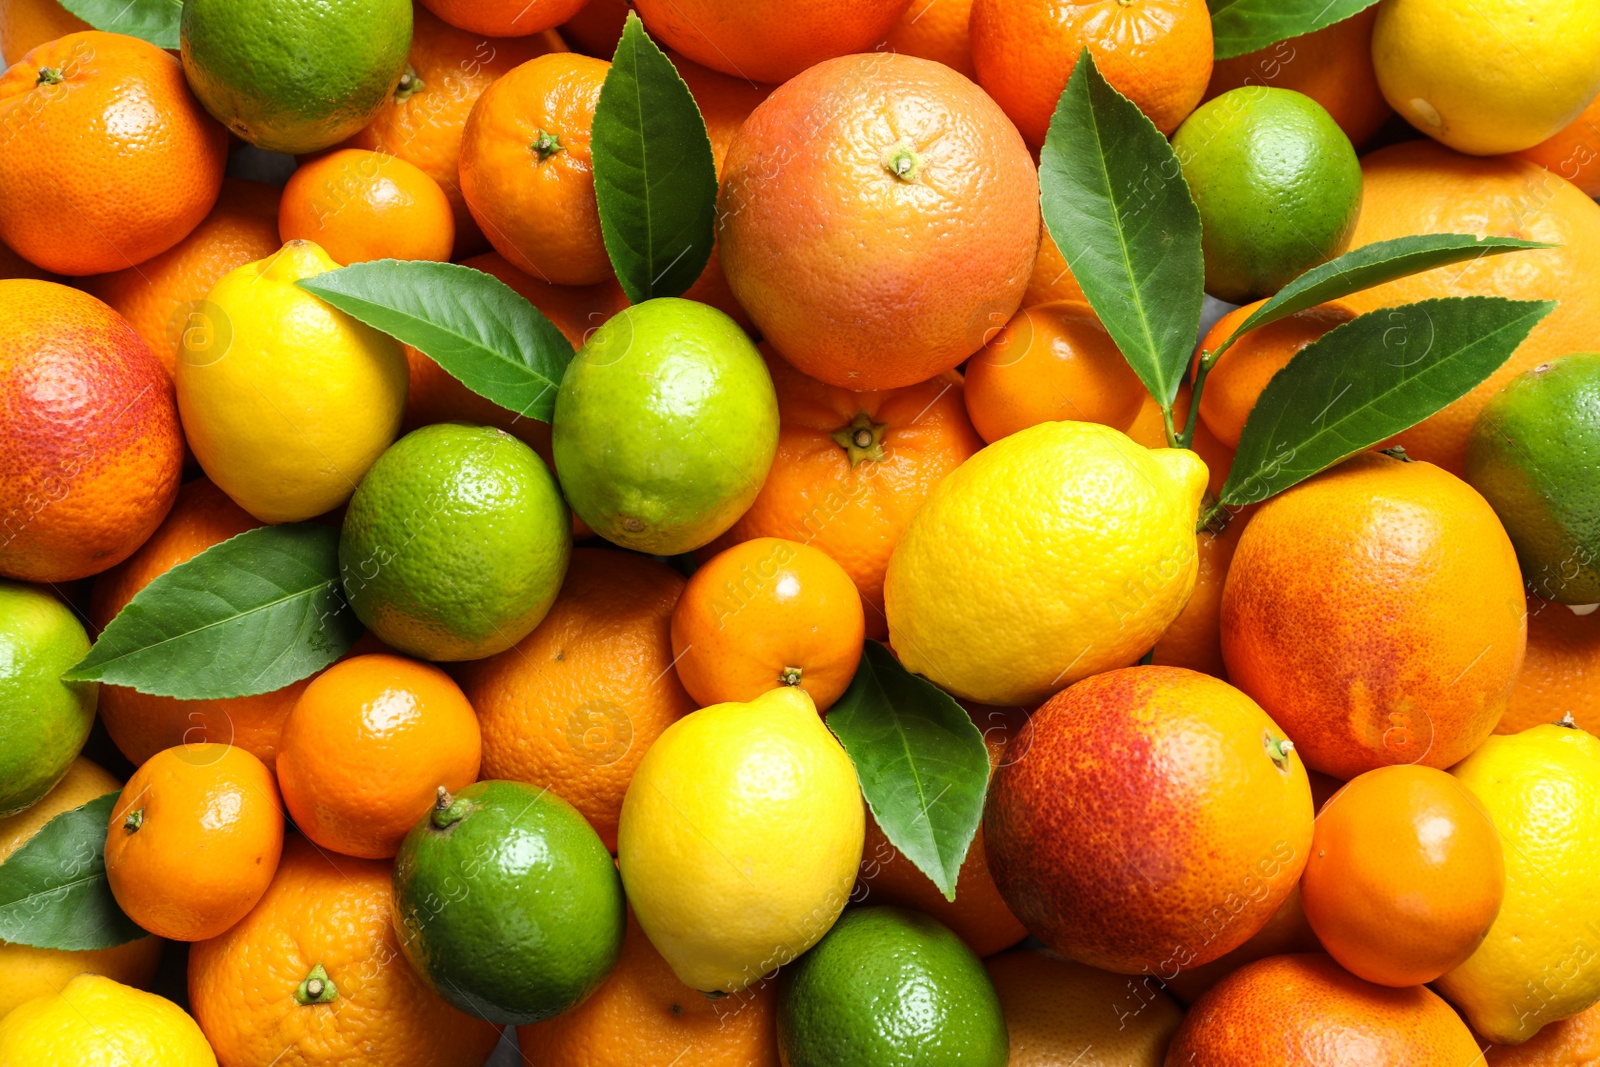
[[1207, 0, 1379, 60], [591, 12, 718, 303], [0, 792, 147, 951], [64, 525, 360, 698], [298, 260, 574, 425], [1220, 297, 1556, 508], [1040, 49, 1204, 414], [825, 641, 991, 901], [56, 0, 181, 48]]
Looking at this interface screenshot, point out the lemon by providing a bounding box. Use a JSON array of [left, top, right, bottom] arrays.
[[1372, 0, 1600, 155], [1435, 723, 1600, 1044], [884, 421, 1207, 706], [616, 686, 864, 993], [175, 240, 408, 523], [0, 973, 215, 1065]]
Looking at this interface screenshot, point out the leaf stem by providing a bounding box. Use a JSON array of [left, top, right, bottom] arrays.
[[1160, 405, 1179, 450], [1195, 498, 1225, 533], [1178, 348, 1220, 450]]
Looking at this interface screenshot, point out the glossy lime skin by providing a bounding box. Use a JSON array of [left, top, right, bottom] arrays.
[[391, 779, 625, 1025], [1173, 87, 1363, 303], [181, 0, 412, 153], [339, 423, 571, 661], [1466, 352, 1600, 604], [552, 298, 779, 556], [0, 582, 96, 816], [778, 906, 1008, 1067]]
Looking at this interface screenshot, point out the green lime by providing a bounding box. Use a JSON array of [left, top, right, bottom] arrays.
[[1466, 352, 1600, 605], [552, 298, 779, 556], [1172, 87, 1362, 303], [339, 423, 570, 661], [778, 906, 1008, 1067], [0, 582, 96, 817], [392, 779, 625, 1025], [180, 0, 412, 153]]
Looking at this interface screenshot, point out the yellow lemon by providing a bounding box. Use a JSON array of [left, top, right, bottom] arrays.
[[616, 686, 863, 993], [1373, 0, 1600, 155], [175, 240, 408, 523], [0, 973, 214, 1065], [1436, 723, 1600, 1044], [884, 420, 1207, 706]]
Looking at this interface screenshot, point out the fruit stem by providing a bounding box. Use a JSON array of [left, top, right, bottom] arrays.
[[1195, 498, 1225, 534], [829, 412, 889, 467], [394, 65, 424, 103], [35, 67, 62, 86], [1264, 733, 1296, 769], [123, 809, 144, 833], [1176, 351, 1219, 450], [779, 666, 803, 686], [532, 130, 564, 162], [881, 142, 924, 183], [294, 964, 338, 1006], [1558, 712, 1578, 729], [431, 786, 467, 830], [1378, 446, 1412, 462]]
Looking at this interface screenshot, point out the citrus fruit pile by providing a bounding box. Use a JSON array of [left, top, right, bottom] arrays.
[[1, 0, 1599, 1064]]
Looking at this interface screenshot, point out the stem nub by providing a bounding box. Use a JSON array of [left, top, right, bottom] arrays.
[[294, 964, 338, 1005], [779, 666, 803, 687], [394, 65, 424, 103], [35, 67, 62, 86], [829, 412, 889, 467], [431, 786, 467, 830], [881, 142, 924, 183], [1264, 732, 1296, 770], [123, 809, 144, 833], [532, 129, 564, 162]]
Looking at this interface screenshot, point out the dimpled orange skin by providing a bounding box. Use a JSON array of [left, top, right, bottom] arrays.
[[1485, 1002, 1600, 1065], [0, 0, 87, 67], [718, 53, 1040, 391], [1517, 92, 1600, 199], [459, 52, 612, 286], [1168, 953, 1482, 1065], [188, 835, 502, 1067], [275, 655, 482, 860], [1150, 508, 1252, 680], [1498, 597, 1600, 735], [456, 549, 697, 852], [884, 0, 976, 79], [970, 0, 1213, 145], [279, 149, 455, 265], [104, 744, 283, 943], [421, 0, 588, 37], [633, 0, 911, 84], [985, 666, 1313, 976], [0, 238, 56, 281], [0, 281, 183, 583], [1221, 452, 1527, 780], [0, 32, 227, 276]]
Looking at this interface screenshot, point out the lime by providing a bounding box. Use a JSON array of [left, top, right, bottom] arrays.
[[180, 0, 413, 153], [551, 298, 779, 556], [339, 423, 571, 661], [0, 582, 96, 817], [1172, 87, 1363, 303], [778, 906, 1008, 1067], [1466, 352, 1600, 605], [391, 779, 625, 1025]]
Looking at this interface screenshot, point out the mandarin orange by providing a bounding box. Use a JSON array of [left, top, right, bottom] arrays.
[[279, 149, 455, 264], [1497, 597, 1600, 735], [632, 0, 912, 83]]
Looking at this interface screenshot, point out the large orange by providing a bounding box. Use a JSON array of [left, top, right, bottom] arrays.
[[704, 350, 984, 638], [1341, 140, 1600, 475], [0, 0, 86, 67], [883, 0, 975, 79], [718, 53, 1039, 391], [1485, 1002, 1600, 1065], [561, 0, 630, 57], [0, 281, 182, 582], [0, 237, 55, 282], [188, 835, 502, 1067], [986, 949, 1184, 1065], [970, 0, 1213, 145], [420, 0, 587, 37], [1498, 597, 1600, 735], [632, 0, 912, 84], [1517, 91, 1600, 199], [1022, 230, 1087, 308], [0, 32, 226, 276], [457, 548, 697, 852], [279, 148, 455, 264], [1150, 507, 1252, 679]]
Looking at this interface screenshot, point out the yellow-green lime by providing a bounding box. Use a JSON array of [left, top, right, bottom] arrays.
[[0, 581, 95, 817]]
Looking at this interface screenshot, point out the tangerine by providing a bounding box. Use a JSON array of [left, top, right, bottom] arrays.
[[279, 148, 455, 264], [632, 0, 912, 84]]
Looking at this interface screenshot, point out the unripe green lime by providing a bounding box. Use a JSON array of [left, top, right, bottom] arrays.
[[0, 581, 96, 816]]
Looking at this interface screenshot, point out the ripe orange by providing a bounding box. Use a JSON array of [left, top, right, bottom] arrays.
[[279, 148, 455, 264], [0, 32, 227, 276], [275, 654, 483, 859], [718, 53, 1039, 390], [1485, 1002, 1600, 1065], [1160, 885, 1320, 1005], [1150, 508, 1252, 679], [562, 0, 630, 57], [632, 0, 912, 83], [1022, 231, 1087, 308], [883, 0, 976, 79], [0, 0, 87, 67], [970, 0, 1214, 145], [986, 949, 1184, 1064], [0, 237, 56, 281], [1497, 597, 1600, 735], [1221, 451, 1527, 779], [105, 744, 283, 943], [459, 52, 613, 285], [457, 548, 697, 851], [704, 350, 985, 639], [189, 834, 502, 1067], [420, 0, 587, 37], [0, 281, 183, 583], [1517, 91, 1600, 199]]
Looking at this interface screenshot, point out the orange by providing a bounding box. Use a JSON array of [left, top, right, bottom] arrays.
[[0, 32, 227, 276], [105, 744, 283, 943], [1159, 885, 1320, 1005], [0, 237, 56, 281], [986, 949, 1184, 1065], [883, 0, 976, 79], [1167, 953, 1482, 1064], [672, 538, 865, 713], [188, 835, 502, 1067], [275, 654, 482, 859], [1341, 140, 1600, 475], [562, 0, 630, 57], [704, 350, 984, 639], [963, 300, 1147, 443], [420, 0, 588, 37], [0, 281, 183, 583], [1150, 507, 1252, 679], [0, 0, 87, 67], [1022, 230, 1087, 308], [970, 0, 1214, 145], [1125, 383, 1236, 499], [279, 148, 455, 264], [718, 53, 1039, 390], [519, 912, 781, 1065], [632, 0, 912, 84], [1221, 451, 1527, 779], [459, 52, 613, 285], [1517, 91, 1600, 199], [1499, 597, 1600, 736], [1485, 1002, 1600, 1065], [457, 548, 697, 851]]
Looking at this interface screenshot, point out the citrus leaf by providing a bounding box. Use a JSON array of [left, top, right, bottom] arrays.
[[1207, 0, 1379, 60], [1041, 49, 1204, 415], [55, 0, 181, 48], [825, 641, 990, 901], [64, 525, 360, 698], [0, 792, 147, 951], [298, 260, 574, 425], [1220, 297, 1556, 507], [591, 12, 718, 303]]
